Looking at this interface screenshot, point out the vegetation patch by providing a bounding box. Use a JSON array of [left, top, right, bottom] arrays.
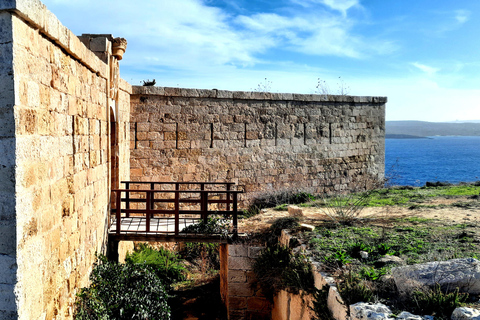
[[253, 244, 314, 300], [75, 255, 170, 320]]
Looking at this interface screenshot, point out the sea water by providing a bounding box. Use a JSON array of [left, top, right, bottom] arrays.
[[385, 136, 480, 186]]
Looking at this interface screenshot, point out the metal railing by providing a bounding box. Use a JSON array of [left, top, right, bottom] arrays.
[[110, 181, 243, 237]]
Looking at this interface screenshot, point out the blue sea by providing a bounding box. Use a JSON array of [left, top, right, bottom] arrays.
[[385, 136, 480, 186]]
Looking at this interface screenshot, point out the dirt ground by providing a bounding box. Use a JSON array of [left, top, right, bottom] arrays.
[[238, 196, 480, 234]]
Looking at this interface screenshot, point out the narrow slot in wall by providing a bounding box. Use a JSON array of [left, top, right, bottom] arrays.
[[329, 123, 332, 144], [134, 122, 138, 149], [210, 123, 214, 148], [304, 123, 307, 145], [175, 122, 178, 149], [244, 123, 247, 148]]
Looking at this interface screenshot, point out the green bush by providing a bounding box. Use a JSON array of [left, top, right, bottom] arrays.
[[411, 285, 468, 319], [179, 242, 220, 270], [125, 244, 186, 288], [75, 255, 170, 320], [245, 189, 315, 217], [181, 216, 230, 237], [253, 244, 314, 300]]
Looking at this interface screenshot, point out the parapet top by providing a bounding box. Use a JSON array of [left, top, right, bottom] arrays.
[[132, 86, 388, 104]]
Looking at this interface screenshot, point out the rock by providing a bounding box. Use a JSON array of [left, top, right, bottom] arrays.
[[396, 311, 433, 320], [350, 302, 393, 320], [451, 307, 480, 320], [288, 205, 304, 217], [392, 258, 480, 294], [360, 251, 369, 259], [375, 255, 405, 268], [299, 223, 315, 231]]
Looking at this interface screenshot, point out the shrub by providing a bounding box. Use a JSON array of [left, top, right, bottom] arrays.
[[337, 269, 374, 306], [253, 244, 314, 300], [311, 286, 335, 320], [410, 285, 468, 319], [245, 189, 315, 217], [125, 243, 186, 288], [181, 216, 230, 237], [75, 255, 170, 320], [179, 242, 220, 270]]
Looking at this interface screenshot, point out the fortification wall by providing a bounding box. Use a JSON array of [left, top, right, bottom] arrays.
[[130, 87, 385, 205], [0, 1, 130, 318]]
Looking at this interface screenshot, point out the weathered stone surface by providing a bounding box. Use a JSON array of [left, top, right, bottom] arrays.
[[396, 311, 433, 320], [130, 87, 386, 206], [392, 258, 480, 294], [288, 205, 304, 217], [349, 302, 393, 320], [375, 255, 405, 268], [451, 307, 480, 320]]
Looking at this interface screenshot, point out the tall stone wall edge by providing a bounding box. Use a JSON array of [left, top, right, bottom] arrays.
[[132, 85, 387, 104], [0, 9, 18, 320]]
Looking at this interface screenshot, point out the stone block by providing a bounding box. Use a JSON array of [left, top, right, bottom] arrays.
[[228, 270, 247, 283], [228, 256, 253, 270], [288, 205, 304, 217], [229, 244, 248, 257], [229, 283, 254, 297], [229, 296, 247, 310]]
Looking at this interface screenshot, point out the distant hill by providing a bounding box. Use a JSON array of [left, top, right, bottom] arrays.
[[386, 121, 480, 137]]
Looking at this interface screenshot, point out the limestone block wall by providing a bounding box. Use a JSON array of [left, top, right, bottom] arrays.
[[220, 244, 271, 320], [0, 1, 131, 318], [130, 86, 386, 206]]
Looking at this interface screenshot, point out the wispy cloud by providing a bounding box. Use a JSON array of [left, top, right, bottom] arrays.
[[291, 0, 360, 16], [454, 9, 470, 24], [411, 62, 439, 75]]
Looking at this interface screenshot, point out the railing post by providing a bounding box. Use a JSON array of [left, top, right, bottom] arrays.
[[125, 182, 130, 218], [146, 191, 152, 232], [116, 190, 121, 235], [175, 184, 180, 235], [226, 183, 231, 212], [233, 192, 238, 238]]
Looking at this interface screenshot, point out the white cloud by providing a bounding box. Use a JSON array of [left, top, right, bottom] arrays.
[[411, 62, 439, 76], [454, 10, 470, 24], [291, 0, 360, 16]]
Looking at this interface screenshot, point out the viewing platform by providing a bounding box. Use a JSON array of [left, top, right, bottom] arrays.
[[109, 181, 244, 244]]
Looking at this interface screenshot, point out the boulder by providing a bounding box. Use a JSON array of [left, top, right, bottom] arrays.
[[451, 307, 480, 320], [375, 255, 405, 268], [288, 205, 304, 217], [392, 258, 480, 294], [349, 302, 393, 320], [396, 311, 433, 320]]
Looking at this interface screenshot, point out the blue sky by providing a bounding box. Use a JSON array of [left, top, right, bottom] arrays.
[[42, 0, 480, 121]]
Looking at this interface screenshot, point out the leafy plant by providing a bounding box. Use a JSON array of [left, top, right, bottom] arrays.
[[179, 242, 220, 271], [75, 255, 170, 320], [314, 189, 378, 225], [311, 286, 335, 320], [252, 245, 314, 300], [125, 243, 186, 288], [337, 269, 374, 305], [411, 285, 468, 319], [181, 216, 230, 237], [266, 217, 300, 246], [359, 266, 387, 281]]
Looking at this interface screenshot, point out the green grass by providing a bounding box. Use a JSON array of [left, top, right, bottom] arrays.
[[303, 184, 480, 209], [309, 220, 479, 268]]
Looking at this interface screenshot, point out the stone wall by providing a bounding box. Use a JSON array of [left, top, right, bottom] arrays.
[[130, 86, 386, 206], [220, 244, 271, 320], [0, 1, 130, 318]]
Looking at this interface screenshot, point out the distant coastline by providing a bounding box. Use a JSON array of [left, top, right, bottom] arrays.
[[385, 134, 429, 139], [386, 120, 480, 137]]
